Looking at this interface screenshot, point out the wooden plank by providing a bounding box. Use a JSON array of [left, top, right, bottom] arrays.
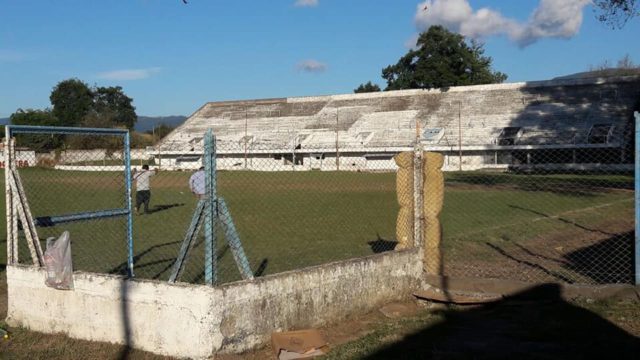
[[11, 169, 43, 265], [10, 175, 42, 266], [9, 139, 18, 262], [5, 137, 15, 264]]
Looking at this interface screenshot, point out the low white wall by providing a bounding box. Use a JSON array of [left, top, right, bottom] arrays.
[[6, 248, 422, 358], [0, 150, 36, 168], [6, 266, 219, 358]]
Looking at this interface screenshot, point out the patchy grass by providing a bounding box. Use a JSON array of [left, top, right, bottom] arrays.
[[0, 169, 633, 284]]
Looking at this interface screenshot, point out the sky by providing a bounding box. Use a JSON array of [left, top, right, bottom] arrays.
[[1, 0, 639, 118]]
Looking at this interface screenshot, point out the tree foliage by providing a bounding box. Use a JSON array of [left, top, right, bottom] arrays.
[[381, 26, 507, 91], [595, 0, 639, 27], [49, 79, 137, 129], [354, 82, 381, 93], [93, 86, 137, 129], [10, 79, 138, 151], [9, 109, 63, 150], [49, 79, 94, 126]]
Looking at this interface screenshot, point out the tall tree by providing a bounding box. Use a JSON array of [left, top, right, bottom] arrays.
[[93, 86, 137, 129], [382, 26, 507, 91], [595, 0, 639, 27], [354, 82, 381, 93], [49, 79, 94, 126], [9, 109, 63, 150]]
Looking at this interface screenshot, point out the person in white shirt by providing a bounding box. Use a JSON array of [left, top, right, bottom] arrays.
[[132, 164, 157, 214], [189, 166, 206, 199]]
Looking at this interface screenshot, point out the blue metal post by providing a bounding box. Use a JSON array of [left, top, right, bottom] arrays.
[[635, 111, 640, 285], [124, 131, 134, 278], [204, 129, 218, 285]]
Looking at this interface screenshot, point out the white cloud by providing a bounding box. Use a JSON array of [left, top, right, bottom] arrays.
[[0, 50, 27, 62], [294, 0, 318, 7], [415, 0, 591, 47], [296, 59, 327, 73], [96, 67, 161, 81]]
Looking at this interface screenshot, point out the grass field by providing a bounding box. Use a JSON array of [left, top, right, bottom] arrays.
[[0, 168, 634, 285]]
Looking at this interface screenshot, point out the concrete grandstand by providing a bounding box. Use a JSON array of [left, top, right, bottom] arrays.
[[153, 75, 640, 172]]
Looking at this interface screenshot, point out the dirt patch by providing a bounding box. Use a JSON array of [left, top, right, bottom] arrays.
[[444, 216, 635, 284]]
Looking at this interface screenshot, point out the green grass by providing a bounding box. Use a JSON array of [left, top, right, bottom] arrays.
[[0, 168, 634, 285]]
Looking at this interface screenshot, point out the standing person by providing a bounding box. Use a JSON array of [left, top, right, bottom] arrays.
[[189, 166, 206, 199], [132, 164, 157, 214]]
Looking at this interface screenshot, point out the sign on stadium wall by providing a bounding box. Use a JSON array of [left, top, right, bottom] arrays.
[[0, 150, 36, 168]]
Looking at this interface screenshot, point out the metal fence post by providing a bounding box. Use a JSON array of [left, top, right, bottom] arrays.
[[413, 142, 424, 248], [124, 131, 134, 277], [635, 111, 640, 285], [204, 129, 218, 285]]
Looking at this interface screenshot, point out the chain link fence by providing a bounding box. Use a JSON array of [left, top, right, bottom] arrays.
[[2, 130, 409, 285], [3, 123, 637, 287], [136, 140, 406, 284], [5, 129, 131, 276], [427, 146, 635, 285]]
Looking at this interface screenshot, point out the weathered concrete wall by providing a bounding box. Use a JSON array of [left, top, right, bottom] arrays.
[[6, 248, 422, 358], [216, 248, 422, 353], [6, 266, 219, 358]]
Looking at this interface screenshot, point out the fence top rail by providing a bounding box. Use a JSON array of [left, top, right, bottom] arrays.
[[5, 125, 129, 136]]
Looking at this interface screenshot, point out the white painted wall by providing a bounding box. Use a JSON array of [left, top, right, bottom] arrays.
[[6, 248, 422, 358]]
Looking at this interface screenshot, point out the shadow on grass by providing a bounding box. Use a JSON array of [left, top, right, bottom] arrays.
[[146, 203, 185, 214], [365, 284, 640, 359], [564, 231, 635, 284], [254, 258, 268, 277], [368, 235, 398, 254], [109, 240, 182, 277], [445, 172, 633, 198], [486, 243, 575, 283]]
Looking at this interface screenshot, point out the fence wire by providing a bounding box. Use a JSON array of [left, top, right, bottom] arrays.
[[3, 128, 636, 286], [8, 132, 130, 276], [135, 141, 405, 284], [428, 148, 635, 285]]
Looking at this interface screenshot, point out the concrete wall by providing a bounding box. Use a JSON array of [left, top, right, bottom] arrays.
[[0, 150, 36, 168], [6, 248, 422, 358]]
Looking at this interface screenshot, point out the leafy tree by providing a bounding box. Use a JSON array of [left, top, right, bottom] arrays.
[[354, 82, 381, 93], [49, 79, 94, 126], [382, 26, 507, 91], [9, 109, 63, 150], [65, 111, 123, 150], [595, 0, 639, 27], [93, 86, 137, 129]]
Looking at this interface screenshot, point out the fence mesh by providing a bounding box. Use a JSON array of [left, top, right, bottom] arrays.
[[427, 150, 635, 285], [9, 132, 130, 276], [3, 127, 636, 286], [135, 141, 405, 284]]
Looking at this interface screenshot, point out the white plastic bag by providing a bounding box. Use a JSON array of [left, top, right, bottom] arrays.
[[44, 231, 74, 290]]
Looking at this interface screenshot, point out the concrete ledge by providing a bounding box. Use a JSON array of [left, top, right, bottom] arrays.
[[6, 248, 422, 358]]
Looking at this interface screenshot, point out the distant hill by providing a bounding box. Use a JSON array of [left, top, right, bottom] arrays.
[[0, 115, 186, 132], [135, 116, 187, 132], [553, 68, 640, 80]]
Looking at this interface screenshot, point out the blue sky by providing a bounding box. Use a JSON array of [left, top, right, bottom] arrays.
[[1, 0, 639, 118]]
